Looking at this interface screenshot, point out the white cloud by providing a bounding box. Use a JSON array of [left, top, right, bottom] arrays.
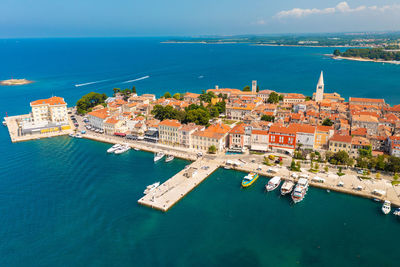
[[275, 1, 400, 19]]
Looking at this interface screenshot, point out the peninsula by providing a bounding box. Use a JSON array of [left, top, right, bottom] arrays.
[[0, 78, 33, 86], [331, 48, 400, 64], [4, 74, 400, 213]]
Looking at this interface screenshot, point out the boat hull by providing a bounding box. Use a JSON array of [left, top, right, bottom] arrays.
[[241, 173, 259, 187]]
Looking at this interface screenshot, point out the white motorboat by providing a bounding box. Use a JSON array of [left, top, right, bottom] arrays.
[[266, 176, 281, 191], [134, 148, 140, 151], [114, 145, 131, 154], [382, 200, 391, 215], [144, 182, 160, 194], [393, 208, 400, 216], [154, 152, 165, 162], [280, 180, 295, 195], [165, 155, 174, 162], [292, 178, 309, 204], [2, 120, 7, 126], [75, 134, 82, 139], [107, 144, 122, 153], [69, 133, 75, 138]]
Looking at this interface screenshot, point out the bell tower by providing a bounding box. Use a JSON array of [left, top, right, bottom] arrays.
[[315, 71, 324, 102]]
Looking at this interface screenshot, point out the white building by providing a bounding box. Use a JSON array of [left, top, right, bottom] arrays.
[[250, 129, 269, 152], [87, 108, 109, 130], [158, 119, 182, 145], [30, 96, 68, 124]]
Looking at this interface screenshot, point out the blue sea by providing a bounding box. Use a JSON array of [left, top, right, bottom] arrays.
[[1, 38, 400, 266]]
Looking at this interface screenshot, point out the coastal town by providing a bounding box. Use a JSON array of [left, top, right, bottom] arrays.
[[4, 72, 400, 214]]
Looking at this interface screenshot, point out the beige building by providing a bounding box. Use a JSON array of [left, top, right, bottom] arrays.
[[158, 119, 182, 145], [30, 96, 68, 124], [191, 123, 230, 152], [351, 115, 379, 135], [328, 134, 352, 153]]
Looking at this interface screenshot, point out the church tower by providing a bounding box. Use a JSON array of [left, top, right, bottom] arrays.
[[315, 71, 324, 102]]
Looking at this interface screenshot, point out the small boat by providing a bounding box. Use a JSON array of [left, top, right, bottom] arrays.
[[154, 152, 165, 162], [107, 144, 122, 153], [241, 172, 259, 187], [144, 182, 160, 194], [224, 166, 231, 170], [280, 180, 295, 195], [326, 189, 330, 193], [69, 133, 75, 138], [114, 145, 131, 154], [75, 134, 82, 139], [393, 208, 400, 216], [292, 178, 309, 204], [134, 148, 140, 151], [2, 120, 7, 126], [266, 176, 281, 191], [165, 155, 174, 162], [382, 200, 391, 215]]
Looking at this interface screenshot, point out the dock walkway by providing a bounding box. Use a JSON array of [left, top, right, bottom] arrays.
[[138, 159, 220, 211]]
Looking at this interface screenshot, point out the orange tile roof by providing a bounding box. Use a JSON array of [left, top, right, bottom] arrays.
[[252, 129, 269, 135], [349, 97, 385, 103], [87, 108, 109, 120], [316, 125, 334, 132], [159, 119, 182, 127], [351, 128, 367, 136], [105, 117, 119, 124], [330, 134, 352, 143], [31, 96, 66, 106], [230, 123, 247, 134]]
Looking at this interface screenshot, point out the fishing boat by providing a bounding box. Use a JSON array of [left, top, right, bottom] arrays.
[[144, 182, 160, 194], [154, 152, 165, 162], [165, 155, 174, 162], [280, 180, 295, 195], [382, 200, 391, 215], [114, 145, 131, 154], [291, 178, 309, 204], [266, 176, 281, 191], [393, 208, 400, 216], [107, 144, 122, 153], [241, 172, 259, 187]]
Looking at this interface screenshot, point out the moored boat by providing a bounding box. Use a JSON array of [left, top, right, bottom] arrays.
[[154, 152, 165, 162], [241, 172, 259, 187], [266, 176, 281, 191], [2, 120, 7, 126], [69, 133, 75, 138], [393, 208, 400, 216], [291, 178, 309, 204], [382, 200, 391, 215], [165, 155, 174, 162], [280, 180, 295, 195], [144, 182, 160, 194], [107, 144, 122, 153], [75, 133, 82, 139]]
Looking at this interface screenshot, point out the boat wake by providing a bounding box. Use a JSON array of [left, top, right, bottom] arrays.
[[75, 79, 110, 87], [121, 75, 150, 84]]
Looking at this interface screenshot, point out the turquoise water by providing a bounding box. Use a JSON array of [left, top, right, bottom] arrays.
[[1, 38, 400, 266]]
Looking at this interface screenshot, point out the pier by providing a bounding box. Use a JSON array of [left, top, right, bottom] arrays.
[[138, 158, 220, 212]]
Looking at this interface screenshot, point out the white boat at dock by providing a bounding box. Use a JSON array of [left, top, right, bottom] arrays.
[[75, 133, 82, 139], [107, 144, 122, 153], [69, 133, 75, 138], [154, 152, 165, 162], [165, 155, 174, 162], [292, 178, 309, 204], [114, 144, 131, 154], [280, 180, 295, 195], [134, 148, 140, 151], [266, 176, 281, 191], [382, 200, 391, 215], [2, 120, 7, 126], [393, 208, 400, 216], [144, 182, 160, 194]]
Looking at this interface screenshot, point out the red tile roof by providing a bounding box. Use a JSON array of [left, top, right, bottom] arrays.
[[31, 96, 66, 106]]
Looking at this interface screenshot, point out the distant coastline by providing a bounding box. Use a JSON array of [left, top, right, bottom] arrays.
[[328, 55, 400, 65], [162, 41, 362, 48], [0, 78, 33, 86]]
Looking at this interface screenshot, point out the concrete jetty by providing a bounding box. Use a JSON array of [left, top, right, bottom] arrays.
[[138, 159, 220, 212]]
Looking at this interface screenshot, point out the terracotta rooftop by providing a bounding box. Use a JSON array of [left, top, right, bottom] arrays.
[[349, 97, 385, 103], [330, 134, 352, 143], [31, 96, 66, 106], [159, 119, 182, 127], [87, 108, 109, 120]]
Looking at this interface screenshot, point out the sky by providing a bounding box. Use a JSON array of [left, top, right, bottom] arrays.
[[1, 0, 400, 38]]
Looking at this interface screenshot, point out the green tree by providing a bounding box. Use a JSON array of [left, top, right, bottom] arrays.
[[322, 118, 334, 126], [163, 92, 172, 99], [76, 92, 108, 114], [261, 114, 275, 122], [324, 166, 329, 173], [209, 106, 220, 118], [113, 88, 120, 96], [267, 92, 280, 104], [199, 90, 216, 103], [131, 85, 137, 94], [173, 93, 181, 100], [243, 85, 251, 92], [333, 49, 341, 56], [215, 100, 226, 114], [208, 145, 217, 154], [185, 109, 210, 125], [290, 160, 296, 171], [279, 94, 284, 101]]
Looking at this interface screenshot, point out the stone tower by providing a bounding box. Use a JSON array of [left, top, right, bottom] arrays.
[[252, 80, 257, 93], [315, 71, 324, 102]]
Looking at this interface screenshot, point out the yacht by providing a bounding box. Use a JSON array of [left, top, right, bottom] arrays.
[[114, 145, 131, 154], [382, 200, 391, 215], [165, 155, 174, 162], [280, 180, 295, 195], [241, 172, 259, 187], [144, 182, 160, 194], [291, 178, 309, 204], [107, 144, 122, 153], [2, 120, 7, 126], [266, 176, 281, 191], [154, 152, 165, 162]]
